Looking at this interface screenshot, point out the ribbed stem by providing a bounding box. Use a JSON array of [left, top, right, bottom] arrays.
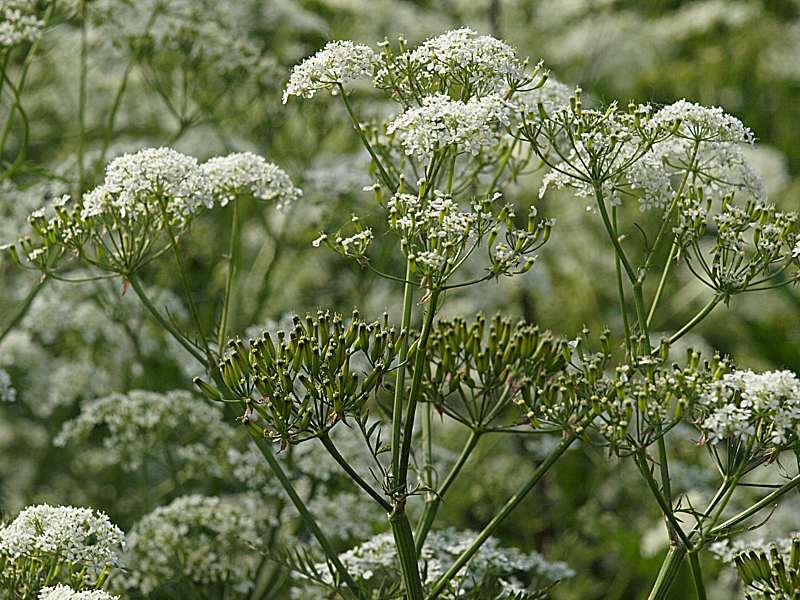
[[390, 506, 426, 600], [647, 545, 687, 600]]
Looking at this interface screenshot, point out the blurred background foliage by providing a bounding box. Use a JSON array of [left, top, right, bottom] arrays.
[[1, 1, 800, 598]]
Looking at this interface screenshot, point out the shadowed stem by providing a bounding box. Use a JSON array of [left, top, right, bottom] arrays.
[[415, 430, 482, 552], [426, 433, 577, 599], [647, 545, 686, 600], [245, 423, 367, 600], [688, 552, 707, 600], [0, 274, 47, 344]]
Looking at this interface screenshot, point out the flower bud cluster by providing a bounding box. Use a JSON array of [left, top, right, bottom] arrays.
[[202, 310, 403, 446], [675, 193, 799, 296], [591, 350, 730, 453], [422, 313, 568, 430], [732, 536, 800, 599]]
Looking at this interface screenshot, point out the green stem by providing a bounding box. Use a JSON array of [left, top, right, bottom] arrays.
[[245, 424, 366, 600], [635, 449, 692, 550], [397, 288, 441, 490], [688, 552, 707, 600], [128, 275, 208, 367], [646, 241, 677, 328], [647, 545, 687, 600], [391, 260, 415, 479], [612, 206, 633, 356], [338, 84, 397, 193], [667, 295, 722, 346], [217, 199, 240, 351], [0, 274, 46, 343], [426, 433, 576, 599], [390, 507, 426, 600], [709, 473, 800, 537], [318, 432, 391, 511], [415, 430, 481, 552]]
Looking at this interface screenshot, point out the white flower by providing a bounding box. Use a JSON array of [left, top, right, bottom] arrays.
[[406, 28, 525, 93], [698, 369, 800, 447], [39, 585, 119, 600], [0, 505, 124, 576], [283, 40, 376, 103], [301, 528, 573, 595], [651, 100, 754, 143], [0, 0, 43, 48], [82, 147, 212, 222], [792, 240, 800, 258], [387, 93, 511, 158], [0, 368, 16, 402], [118, 495, 272, 595], [202, 152, 302, 209]]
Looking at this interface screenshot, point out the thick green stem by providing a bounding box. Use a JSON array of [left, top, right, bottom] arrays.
[[217, 199, 240, 351], [397, 288, 441, 490], [709, 473, 800, 537], [128, 275, 208, 367], [0, 275, 46, 343], [426, 433, 576, 599], [667, 295, 722, 346], [318, 433, 391, 511], [390, 507, 426, 600], [391, 260, 415, 479], [688, 552, 707, 600], [635, 449, 692, 550], [245, 424, 366, 600], [647, 545, 687, 600], [415, 430, 481, 552]]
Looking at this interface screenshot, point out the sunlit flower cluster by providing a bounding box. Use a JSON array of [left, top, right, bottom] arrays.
[[650, 99, 754, 144], [697, 370, 800, 448], [283, 40, 376, 103], [0, 504, 124, 579], [202, 152, 302, 209], [39, 585, 119, 600], [387, 93, 512, 158]]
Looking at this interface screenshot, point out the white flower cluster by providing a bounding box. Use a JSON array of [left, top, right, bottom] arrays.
[[39, 585, 119, 600], [0, 505, 124, 577], [305, 528, 573, 596], [698, 370, 800, 447], [55, 390, 231, 474], [82, 147, 212, 223], [407, 28, 525, 93], [0, 0, 43, 48], [283, 40, 376, 103], [387, 190, 483, 271], [202, 152, 302, 209], [387, 94, 511, 158], [0, 368, 16, 402], [119, 495, 271, 596], [650, 99, 754, 144]]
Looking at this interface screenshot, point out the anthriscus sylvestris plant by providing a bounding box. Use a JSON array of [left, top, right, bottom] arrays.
[[3, 24, 800, 600]]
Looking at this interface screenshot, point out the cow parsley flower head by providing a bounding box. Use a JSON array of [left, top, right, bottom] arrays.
[[697, 369, 800, 448], [0, 504, 124, 577], [387, 93, 512, 158], [408, 28, 526, 93], [300, 528, 573, 597], [0, 0, 43, 47], [82, 147, 212, 222], [118, 495, 272, 596], [39, 586, 119, 600], [202, 152, 302, 209], [283, 40, 376, 103], [651, 100, 754, 143], [55, 390, 231, 474]]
